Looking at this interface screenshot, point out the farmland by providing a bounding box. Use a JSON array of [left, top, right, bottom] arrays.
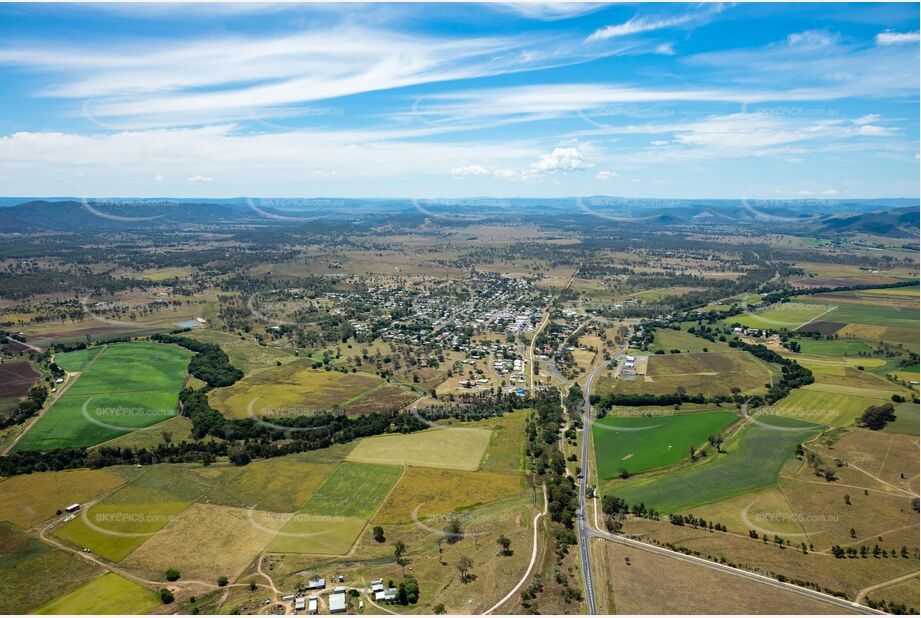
[[268, 461, 401, 555], [34, 572, 159, 615], [346, 426, 493, 470], [14, 342, 192, 451], [0, 361, 40, 398], [607, 415, 824, 512], [592, 411, 738, 478], [208, 359, 390, 419], [608, 350, 773, 397]]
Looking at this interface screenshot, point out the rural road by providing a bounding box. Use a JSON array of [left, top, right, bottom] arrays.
[[574, 342, 883, 616], [577, 347, 626, 614]]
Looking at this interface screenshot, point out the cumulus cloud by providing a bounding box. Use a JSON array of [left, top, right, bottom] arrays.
[[595, 170, 618, 181], [451, 164, 490, 178], [530, 146, 591, 173]]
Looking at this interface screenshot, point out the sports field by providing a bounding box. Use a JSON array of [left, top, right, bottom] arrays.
[[208, 359, 385, 418], [34, 572, 159, 615], [346, 427, 492, 470], [609, 415, 823, 512], [592, 412, 738, 478], [14, 342, 192, 451], [268, 461, 401, 555]]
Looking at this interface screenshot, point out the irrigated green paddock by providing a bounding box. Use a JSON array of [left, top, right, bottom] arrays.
[[15, 342, 192, 451], [607, 415, 823, 512], [36, 572, 159, 614], [593, 412, 738, 478]]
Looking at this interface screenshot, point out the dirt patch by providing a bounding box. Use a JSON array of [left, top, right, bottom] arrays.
[[803, 321, 847, 336], [0, 362, 40, 398]]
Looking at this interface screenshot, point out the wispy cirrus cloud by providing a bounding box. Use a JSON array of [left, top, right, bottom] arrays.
[[586, 5, 725, 42], [876, 30, 920, 45]]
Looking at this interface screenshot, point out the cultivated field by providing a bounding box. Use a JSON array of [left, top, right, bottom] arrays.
[[15, 342, 192, 451], [121, 502, 290, 580], [268, 461, 401, 555], [346, 426, 492, 470], [373, 467, 525, 524], [608, 415, 823, 512], [0, 523, 102, 614], [0, 361, 40, 398], [34, 572, 159, 615], [593, 411, 738, 478]]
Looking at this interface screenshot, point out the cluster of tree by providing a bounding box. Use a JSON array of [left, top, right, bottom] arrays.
[[856, 402, 897, 430], [830, 544, 915, 560], [152, 333, 243, 387], [865, 597, 917, 615], [668, 513, 727, 532], [594, 391, 709, 407], [760, 279, 919, 305], [727, 340, 813, 404], [0, 384, 47, 429]]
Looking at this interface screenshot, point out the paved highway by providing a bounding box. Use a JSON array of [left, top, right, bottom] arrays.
[[577, 347, 627, 614]]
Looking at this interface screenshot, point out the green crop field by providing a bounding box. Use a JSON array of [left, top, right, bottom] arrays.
[[766, 384, 888, 427], [15, 343, 192, 451], [593, 412, 738, 479], [731, 302, 834, 330], [884, 403, 920, 436], [35, 572, 158, 614], [793, 338, 872, 356], [647, 329, 729, 354], [607, 415, 823, 512], [53, 346, 105, 372], [346, 427, 493, 471], [267, 461, 401, 555]]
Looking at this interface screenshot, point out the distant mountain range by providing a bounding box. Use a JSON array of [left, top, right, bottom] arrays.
[[0, 197, 917, 238]]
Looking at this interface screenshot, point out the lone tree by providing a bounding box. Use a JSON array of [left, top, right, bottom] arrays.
[[217, 576, 229, 587], [445, 516, 464, 544], [159, 589, 175, 604], [372, 526, 385, 543], [497, 535, 512, 556], [457, 555, 474, 583], [165, 568, 180, 582], [397, 556, 410, 576], [393, 540, 407, 558]]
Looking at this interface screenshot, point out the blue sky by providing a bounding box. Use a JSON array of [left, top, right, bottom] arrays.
[[0, 2, 918, 199]]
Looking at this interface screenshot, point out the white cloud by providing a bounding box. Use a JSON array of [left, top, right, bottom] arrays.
[[786, 30, 838, 47], [595, 170, 618, 181], [493, 168, 521, 180], [451, 165, 490, 178], [493, 2, 605, 21], [876, 30, 920, 46], [853, 114, 881, 125], [530, 146, 590, 173], [650, 140, 669, 146], [654, 43, 675, 56], [587, 13, 695, 42], [187, 175, 213, 182]]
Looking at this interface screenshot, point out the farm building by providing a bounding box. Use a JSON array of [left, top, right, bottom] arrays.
[[294, 597, 306, 611], [307, 596, 318, 615], [306, 577, 325, 590], [65, 503, 81, 513], [329, 592, 347, 613]]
